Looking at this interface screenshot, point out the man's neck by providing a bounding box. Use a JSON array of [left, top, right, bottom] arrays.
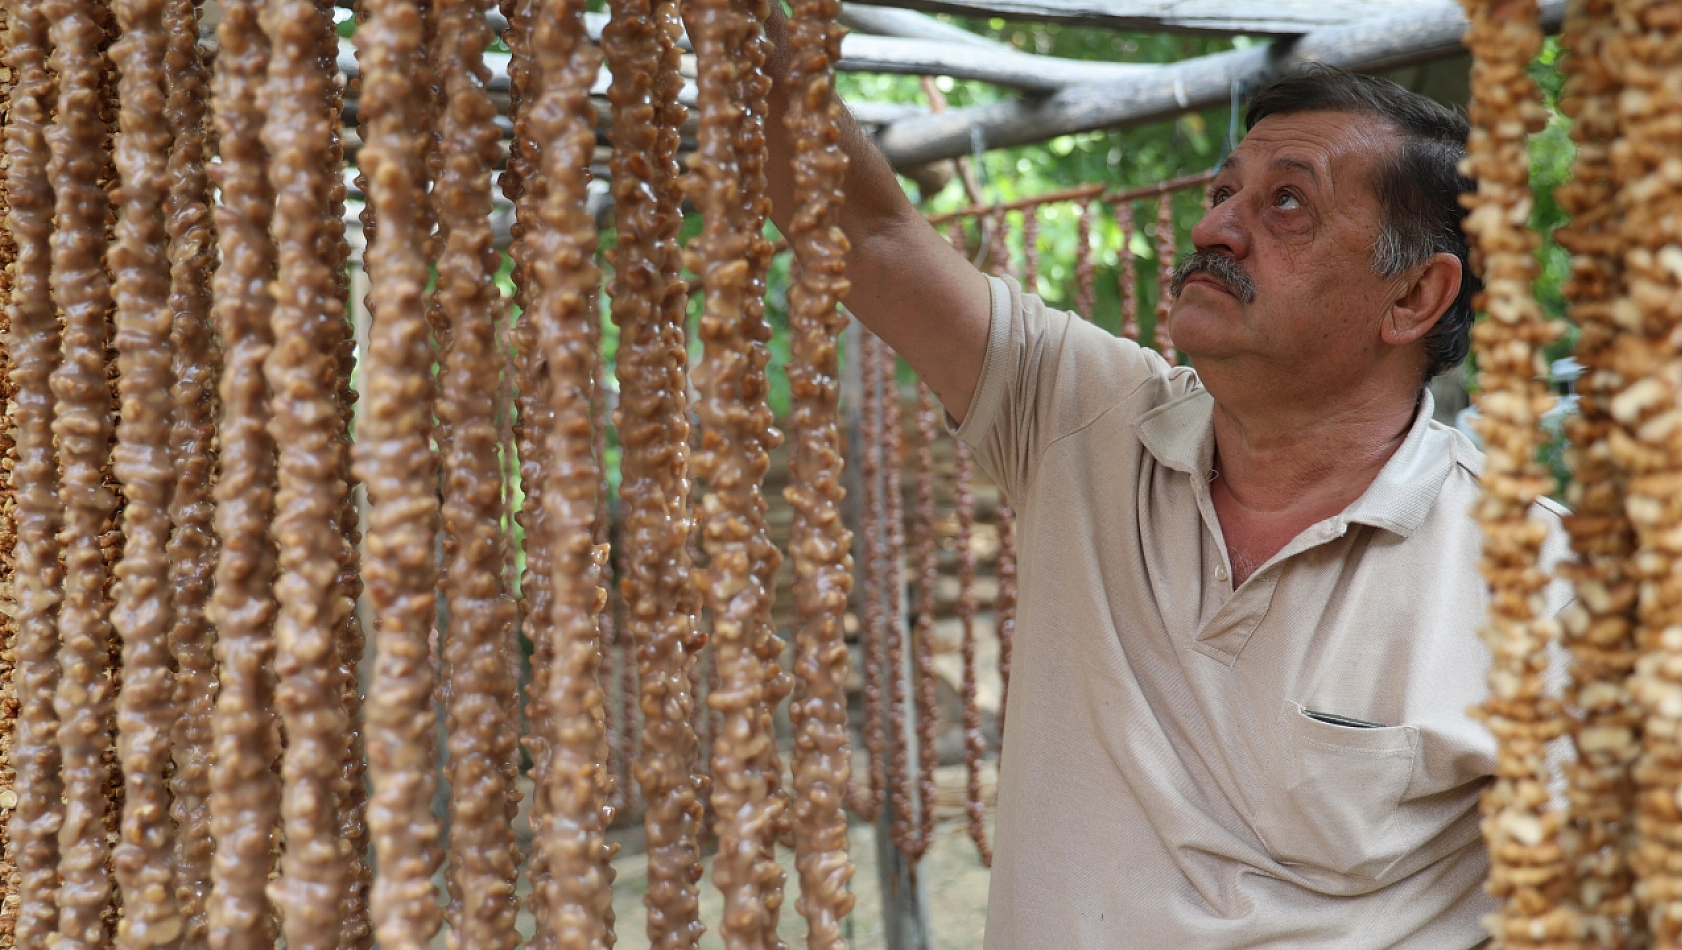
[[1207, 386, 1419, 584], [1212, 389, 1418, 510]]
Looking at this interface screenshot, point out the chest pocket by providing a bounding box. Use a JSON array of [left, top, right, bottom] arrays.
[[1251, 700, 1420, 887]]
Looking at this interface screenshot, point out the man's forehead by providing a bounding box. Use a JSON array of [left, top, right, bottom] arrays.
[[1222, 111, 1399, 185]]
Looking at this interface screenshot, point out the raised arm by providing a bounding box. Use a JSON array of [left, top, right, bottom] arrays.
[[762, 4, 993, 423]]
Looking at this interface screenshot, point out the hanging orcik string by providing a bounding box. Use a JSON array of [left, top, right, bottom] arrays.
[[943, 217, 993, 867], [603, 0, 704, 939], [781, 0, 860, 934], [7, 0, 1667, 942], [1116, 200, 1141, 342], [992, 206, 1019, 752], [846, 328, 890, 828], [1555, 0, 1639, 941], [1153, 191, 1177, 362], [1074, 197, 1097, 322], [1462, 0, 1573, 946], [906, 379, 941, 864]]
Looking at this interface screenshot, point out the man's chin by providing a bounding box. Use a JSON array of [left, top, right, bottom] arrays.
[[1162, 306, 1238, 356]]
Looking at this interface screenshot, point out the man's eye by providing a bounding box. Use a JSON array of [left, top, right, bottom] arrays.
[[1275, 190, 1301, 211], [1209, 187, 1231, 206]]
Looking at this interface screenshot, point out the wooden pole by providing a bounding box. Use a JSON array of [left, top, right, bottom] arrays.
[[874, 0, 1569, 168], [831, 0, 1455, 35], [925, 170, 1213, 226], [875, 550, 932, 950]]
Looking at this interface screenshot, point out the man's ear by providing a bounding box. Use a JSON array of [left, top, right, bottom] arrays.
[[1382, 251, 1462, 347]]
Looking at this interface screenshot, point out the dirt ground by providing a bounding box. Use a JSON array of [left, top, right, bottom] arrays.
[[503, 769, 998, 950], [600, 812, 997, 950]]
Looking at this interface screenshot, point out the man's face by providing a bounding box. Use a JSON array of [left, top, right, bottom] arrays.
[[1168, 111, 1411, 395]]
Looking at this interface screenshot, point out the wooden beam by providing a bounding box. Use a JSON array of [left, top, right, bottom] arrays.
[[874, 0, 1568, 168], [839, 34, 1150, 89], [838, 0, 1453, 35], [837, 4, 1008, 47]]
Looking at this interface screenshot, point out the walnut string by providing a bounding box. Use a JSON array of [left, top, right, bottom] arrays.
[[942, 217, 991, 865], [2, 0, 67, 939], [1604, 0, 1682, 940], [432, 0, 468, 922], [1116, 201, 1139, 342], [1074, 198, 1096, 321], [616, 557, 639, 834], [994, 512, 1017, 750], [493, 271, 526, 894], [420, 0, 449, 737], [524, 0, 620, 940], [352, 0, 375, 251], [0, 13, 17, 939], [648, 0, 699, 843], [990, 208, 1015, 749], [602, 0, 707, 937], [684, 0, 794, 939], [735, 0, 797, 866], [46, 0, 121, 937], [0, 166, 15, 950], [843, 328, 887, 823], [1152, 191, 1177, 362], [108, 0, 187, 937], [697, 629, 720, 830], [580, 225, 625, 831], [782, 0, 858, 933], [160, 0, 220, 940], [356, 0, 452, 941], [98, 36, 130, 929], [202, 0, 282, 940], [432, 0, 523, 941], [499, 0, 564, 936], [591, 355, 630, 831], [1020, 208, 1039, 291], [418, 0, 449, 401], [1462, 1, 1575, 946], [612, 551, 638, 831], [878, 340, 913, 859], [904, 381, 940, 864], [319, 2, 374, 942], [984, 208, 1007, 281], [955, 408, 990, 867], [1553, 1, 1640, 943], [944, 217, 967, 260], [261, 0, 356, 938]]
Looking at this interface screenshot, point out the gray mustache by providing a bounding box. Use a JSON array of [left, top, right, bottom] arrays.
[[1169, 252, 1256, 304]]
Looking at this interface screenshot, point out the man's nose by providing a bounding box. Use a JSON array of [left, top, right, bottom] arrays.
[[1189, 198, 1249, 260]]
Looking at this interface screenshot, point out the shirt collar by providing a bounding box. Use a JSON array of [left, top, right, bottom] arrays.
[[1136, 383, 1454, 539]]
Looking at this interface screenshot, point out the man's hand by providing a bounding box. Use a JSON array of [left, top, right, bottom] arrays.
[[761, 4, 992, 424]]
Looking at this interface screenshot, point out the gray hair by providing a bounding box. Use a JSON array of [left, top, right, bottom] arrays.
[[1247, 65, 1478, 380]]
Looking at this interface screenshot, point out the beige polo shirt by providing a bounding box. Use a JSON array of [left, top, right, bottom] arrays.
[[954, 276, 1569, 950]]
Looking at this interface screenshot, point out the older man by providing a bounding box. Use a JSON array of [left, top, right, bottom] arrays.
[[764, 20, 1565, 946]]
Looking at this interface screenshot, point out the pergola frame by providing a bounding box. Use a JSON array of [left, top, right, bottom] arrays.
[[329, 0, 1570, 171], [318, 0, 1573, 242]]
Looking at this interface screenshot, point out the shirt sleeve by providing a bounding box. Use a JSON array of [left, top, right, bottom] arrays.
[[949, 274, 1173, 500]]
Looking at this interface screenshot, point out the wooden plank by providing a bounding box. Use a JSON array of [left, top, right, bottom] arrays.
[[839, 0, 1452, 34], [875, 0, 1568, 168]]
